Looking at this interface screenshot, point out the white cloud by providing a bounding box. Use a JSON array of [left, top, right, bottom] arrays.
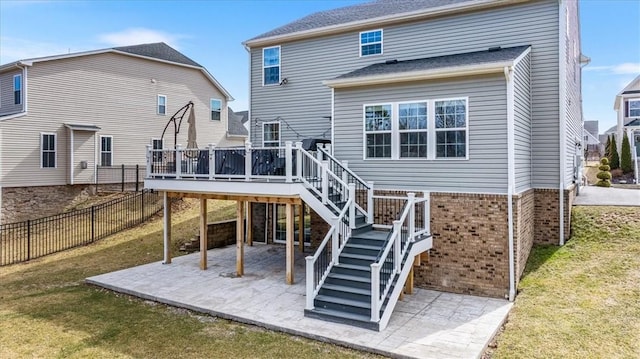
[[0, 37, 77, 63], [584, 62, 640, 75], [98, 28, 184, 48]]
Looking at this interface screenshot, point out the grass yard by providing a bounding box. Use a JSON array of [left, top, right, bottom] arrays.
[[0, 199, 378, 359], [491, 206, 640, 358]]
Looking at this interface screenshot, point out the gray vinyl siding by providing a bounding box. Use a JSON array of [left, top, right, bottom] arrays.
[[514, 53, 532, 192], [564, 0, 583, 187], [250, 0, 560, 189], [0, 52, 235, 187], [0, 69, 24, 116], [333, 75, 508, 193]]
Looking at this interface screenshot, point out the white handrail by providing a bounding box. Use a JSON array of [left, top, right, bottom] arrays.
[[317, 147, 371, 189]]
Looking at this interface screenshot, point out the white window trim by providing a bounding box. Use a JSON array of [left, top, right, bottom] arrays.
[[210, 98, 222, 121], [262, 45, 281, 87], [13, 74, 22, 105], [362, 97, 469, 161], [628, 99, 640, 117], [99, 135, 114, 167], [40, 132, 56, 169], [359, 29, 383, 58], [362, 103, 393, 159], [262, 121, 281, 147], [157, 94, 167, 115]]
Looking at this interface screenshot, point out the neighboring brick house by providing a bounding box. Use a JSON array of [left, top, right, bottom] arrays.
[[146, 0, 587, 330], [0, 43, 241, 223]]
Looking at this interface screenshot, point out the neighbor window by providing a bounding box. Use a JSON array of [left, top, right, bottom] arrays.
[[263, 46, 280, 86], [362, 98, 468, 160], [435, 99, 467, 158], [399, 102, 428, 158], [14, 74, 22, 105], [157, 95, 166, 115], [210, 99, 222, 121], [628, 99, 640, 117], [41, 133, 56, 168], [360, 30, 383, 56], [364, 104, 392, 158], [152, 138, 163, 161], [100, 136, 113, 166], [262, 122, 280, 147]]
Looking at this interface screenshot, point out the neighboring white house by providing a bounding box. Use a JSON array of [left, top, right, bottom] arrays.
[[0, 42, 244, 223], [613, 74, 640, 181]]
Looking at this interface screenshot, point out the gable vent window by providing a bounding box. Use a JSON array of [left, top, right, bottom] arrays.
[[360, 29, 383, 57]]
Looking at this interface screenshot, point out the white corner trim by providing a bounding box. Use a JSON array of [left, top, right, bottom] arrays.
[[504, 65, 516, 302], [558, 0, 568, 246]]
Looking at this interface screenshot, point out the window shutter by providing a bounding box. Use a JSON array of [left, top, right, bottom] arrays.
[[625, 100, 629, 117]]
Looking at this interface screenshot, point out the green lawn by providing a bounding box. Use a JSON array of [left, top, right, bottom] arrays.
[[491, 206, 640, 358], [0, 199, 378, 359]]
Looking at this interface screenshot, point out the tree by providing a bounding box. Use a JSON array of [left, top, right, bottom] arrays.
[[610, 135, 620, 170], [621, 131, 633, 174], [604, 135, 611, 159], [596, 157, 611, 187]]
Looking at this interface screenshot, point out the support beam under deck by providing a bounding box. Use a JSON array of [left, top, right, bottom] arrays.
[[163, 192, 172, 264], [199, 198, 207, 270], [286, 203, 294, 284]]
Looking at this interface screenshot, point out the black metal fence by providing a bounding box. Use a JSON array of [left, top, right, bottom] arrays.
[[96, 165, 146, 192], [0, 190, 163, 266]]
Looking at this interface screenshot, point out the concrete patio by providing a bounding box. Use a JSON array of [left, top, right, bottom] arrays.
[[86, 244, 512, 359]]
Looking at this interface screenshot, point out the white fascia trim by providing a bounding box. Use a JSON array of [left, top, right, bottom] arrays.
[[323, 61, 512, 88], [243, 0, 529, 47], [0, 112, 28, 121], [226, 133, 249, 139]]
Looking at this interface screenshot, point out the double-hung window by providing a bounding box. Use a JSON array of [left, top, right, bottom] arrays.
[[152, 138, 164, 162], [210, 99, 222, 121], [435, 99, 467, 158], [363, 98, 468, 160], [263, 46, 280, 86], [157, 95, 166, 115], [628, 99, 640, 117], [14, 74, 22, 105], [360, 30, 382, 56], [262, 122, 280, 147], [41, 133, 56, 168], [364, 105, 392, 158], [100, 136, 113, 166]]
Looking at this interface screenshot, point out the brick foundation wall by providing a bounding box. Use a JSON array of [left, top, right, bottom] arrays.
[[415, 192, 510, 298], [533, 186, 575, 245], [513, 189, 535, 279], [310, 207, 330, 249], [250, 203, 267, 243], [1, 185, 96, 223]]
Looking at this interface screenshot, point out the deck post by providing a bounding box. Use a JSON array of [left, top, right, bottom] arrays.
[[408, 193, 416, 239], [237, 201, 245, 276], [285, 141, 293, 183], [199, 198, 208, 270], [370, 263, 381, 322], [208, 143, 215, 180], [349, 183, 356, 229], [423, 191, 431, 234], [321, 161, 329, 204], [175, 144, 183, 179], [305, 255, 314, 310], [246, 201, 253, 246], [295, 141, 303, 179], [162, 191, 172, 264], [367, 181, 374, 224], [393, 220, 401, 273], [244, 142, 252, 181], [286, 202, 294, 284], [298, 203, 304, 252], [331, 217, 339, 264], [341, 161, 349, 201], [145, 144, 152, 178]]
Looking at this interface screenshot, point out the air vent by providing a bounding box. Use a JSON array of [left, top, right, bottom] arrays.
[[488, 46, 502, 52], [385, 59, 398, 65]]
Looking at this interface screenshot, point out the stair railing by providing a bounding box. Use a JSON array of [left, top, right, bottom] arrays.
[[305, 197, 353, 310], [317, 146, 374, 224], [369, 192, 430, 322]]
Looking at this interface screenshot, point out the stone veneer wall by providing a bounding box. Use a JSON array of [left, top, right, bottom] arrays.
[[513, 189, 535, 279], [533, 185, 576, 245], [205, 220, 236, 248], [1, 185, 96, 223]]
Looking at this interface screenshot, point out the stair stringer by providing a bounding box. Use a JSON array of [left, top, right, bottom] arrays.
[[297, 184, 339, 224], [377, 235, 433, 331]]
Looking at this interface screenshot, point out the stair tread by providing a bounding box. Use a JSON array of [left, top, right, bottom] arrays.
[[321, 283, 371, 296], [334, 263, 371, 272], [340, 252, 377, 260], [315, 294, 371, 309], [345, 243, 384, 251], [351, 231, 390, 241], [306, 307, 372, 323], [327, 272, 371, 283]]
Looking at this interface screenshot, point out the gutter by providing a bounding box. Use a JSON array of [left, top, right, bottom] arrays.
[[504, 65, 516, 302]]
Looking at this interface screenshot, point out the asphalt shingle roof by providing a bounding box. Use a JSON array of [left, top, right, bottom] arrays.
[[333, 45, 530, 80], [249, 0, 472, 41], [228, 108, 249, 137], [113, 43, 201, 67]]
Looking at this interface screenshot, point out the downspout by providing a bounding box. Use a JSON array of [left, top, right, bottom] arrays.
[[558, 0, 567, 246], [504, 66, 516, 302], [70, 129, 75, 185], [243, 43, 252, 144], [330, 88, 335, 156]]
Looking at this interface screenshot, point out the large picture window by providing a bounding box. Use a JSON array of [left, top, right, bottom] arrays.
[[364, 105, 392, 158], [100, 136, 113, 166], [263, 46, 280, 86], [41, 133, 56, 168], [363, 98, 468, 160], [628, 99, 640, 117], [262, 122, 280, 147]]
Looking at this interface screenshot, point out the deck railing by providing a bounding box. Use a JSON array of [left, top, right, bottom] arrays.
[[370, 192, 430, 322]]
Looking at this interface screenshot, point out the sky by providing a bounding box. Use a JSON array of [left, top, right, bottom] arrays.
[[1, 0, 639, 134]]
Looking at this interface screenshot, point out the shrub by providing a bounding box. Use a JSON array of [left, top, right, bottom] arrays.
[[596, 157, 612, 187], [611, 168, 623, 178], [610, 135, 620, 170], [621, 132, 633, 174]]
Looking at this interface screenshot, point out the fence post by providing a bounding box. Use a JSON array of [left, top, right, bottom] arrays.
[[121, 164, 125, 192], [141, 191, 145, 224], [367, 181, 375, 224], [285, 141, 293, 183], [135, 164, 140, 192], [27, 220, 31, 261], [91, 206, 95, 242]]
